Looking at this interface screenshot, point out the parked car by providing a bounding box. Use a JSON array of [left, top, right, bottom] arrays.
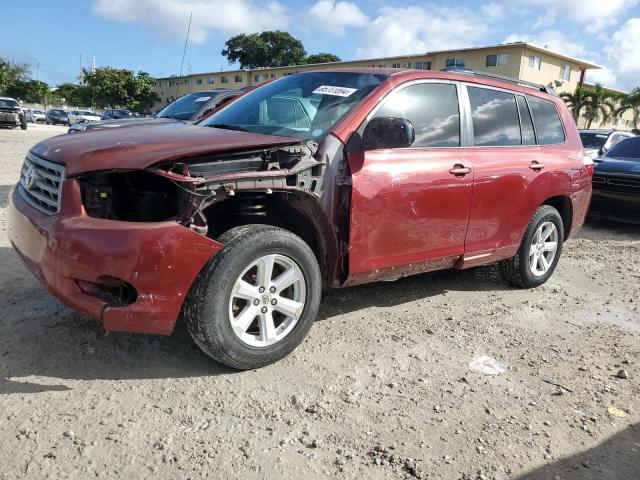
[[8, 68, 592, 369], [45, 109, 69, 125], [69, 90, 240, 132], [0, 97, 27, 129], [100, 109, 135, 120], [26, 109, 46, 123], [579, 129, 634, 159], [68, 110, 101, 125], [590, 136, 640, 223]]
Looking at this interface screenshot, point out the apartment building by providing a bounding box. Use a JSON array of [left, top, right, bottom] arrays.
[[153, 41, 600, 115]]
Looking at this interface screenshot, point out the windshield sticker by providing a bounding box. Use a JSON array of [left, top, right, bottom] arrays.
[[195, 96, 211, 102], [312, 86, 358, 97], [596, 134, 608, 138]]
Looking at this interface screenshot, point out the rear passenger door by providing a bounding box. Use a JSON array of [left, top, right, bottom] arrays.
[[347, 81, 474, 281], [462, 86, 563, 263]]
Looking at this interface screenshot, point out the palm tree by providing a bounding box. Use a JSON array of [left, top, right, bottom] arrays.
[[582, 84, 617, 129], [560, 87, 591, 123], [616, 87, 640, 130]]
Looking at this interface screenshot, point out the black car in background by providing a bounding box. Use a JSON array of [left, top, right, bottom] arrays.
[[69, 89, 240, 132], [591, 136, 640, 223], [45, 109, 69, 125], [0, 97, 27, 129], [101, 109, 136, 120]]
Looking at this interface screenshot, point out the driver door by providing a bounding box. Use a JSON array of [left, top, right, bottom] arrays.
[[346, 81, 473, 282]]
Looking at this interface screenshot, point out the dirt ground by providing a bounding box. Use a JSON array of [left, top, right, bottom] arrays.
[[0, 124, 639, 480]]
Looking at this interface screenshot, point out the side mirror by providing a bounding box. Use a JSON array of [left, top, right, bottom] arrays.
[[361, 117, 415, 150], [600, 146, 609, 156]]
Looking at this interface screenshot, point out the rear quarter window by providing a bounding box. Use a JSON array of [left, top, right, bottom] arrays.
[[528, 96, 565, 145]]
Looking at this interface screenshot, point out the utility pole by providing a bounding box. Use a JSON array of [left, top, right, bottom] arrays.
[[79, 54, 84, 85]]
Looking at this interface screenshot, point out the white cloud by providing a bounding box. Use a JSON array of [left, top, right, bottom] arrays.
[[522, 0, 638, 30], [503, 31, 586, 58], [93, 0, 289, 43], [605, 17, 640, 90], [356, 5, 488, 58], [585, 67, 617, 86], [309, 1, 368, 36]]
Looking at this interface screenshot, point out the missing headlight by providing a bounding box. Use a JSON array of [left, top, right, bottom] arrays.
[[79, 170, 187, 222]]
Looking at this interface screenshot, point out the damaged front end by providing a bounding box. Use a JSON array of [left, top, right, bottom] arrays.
[[76, 140, 327, 240]]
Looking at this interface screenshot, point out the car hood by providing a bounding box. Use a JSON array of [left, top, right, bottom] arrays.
[[31, 122, 301, 176], [594, 157, 640, 175]]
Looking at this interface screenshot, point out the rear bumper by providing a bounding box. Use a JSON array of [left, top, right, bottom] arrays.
[[7, 182, 223, 335]]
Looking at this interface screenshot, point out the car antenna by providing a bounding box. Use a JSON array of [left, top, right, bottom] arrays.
[[172, 11, 192, 125]]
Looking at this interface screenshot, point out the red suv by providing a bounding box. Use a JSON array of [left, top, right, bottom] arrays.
[[8, 68, 592, 369]]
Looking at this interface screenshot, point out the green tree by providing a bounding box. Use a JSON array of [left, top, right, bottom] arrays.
[[560, 87, 592, 123], [0, 57, 30, 94], [582, 84, 617, 129], [222, 31, 307, 68], [616, 87, 640, 129], [5, 79, 50, 104], [305, 52, 341, 64], [82, 67, 159, 111]]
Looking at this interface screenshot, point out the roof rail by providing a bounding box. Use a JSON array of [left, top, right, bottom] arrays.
[[439, 67, 557, 95]]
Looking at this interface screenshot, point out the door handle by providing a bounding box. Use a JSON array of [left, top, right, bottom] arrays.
[[449, 165, 472, 176], [529, 161, 545, 171]]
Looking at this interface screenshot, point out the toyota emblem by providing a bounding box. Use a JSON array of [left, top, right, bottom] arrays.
[[24, 165, 38, 190]]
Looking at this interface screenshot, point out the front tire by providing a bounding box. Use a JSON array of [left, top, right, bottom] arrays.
[[500, 205, 564, 288], [184, 225, 322, 370]]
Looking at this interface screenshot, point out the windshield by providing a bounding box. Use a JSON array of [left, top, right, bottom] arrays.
[[580, 132, 609, 149], [201, 72, 387, 139], [158, 92, 215, 120], [605, 137, 640, 160], [0, 99, 19, 108]]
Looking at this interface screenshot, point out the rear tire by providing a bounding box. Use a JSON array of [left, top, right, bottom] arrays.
[[184, 225, 322, 370], [500, 205, 564, 288]]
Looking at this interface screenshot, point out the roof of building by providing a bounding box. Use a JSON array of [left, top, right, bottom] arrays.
[[155, 42, 602, 81]]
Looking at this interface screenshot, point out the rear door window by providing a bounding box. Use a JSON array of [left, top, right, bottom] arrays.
[[371, 82, 460, 147], [516, 96, 536, 145], [528, 97, 565, 145], [467, 86, 521, 146]]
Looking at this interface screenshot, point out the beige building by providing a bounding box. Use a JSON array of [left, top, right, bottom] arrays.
[[575, 83, 638, 131], [153, 41, 613, 122]]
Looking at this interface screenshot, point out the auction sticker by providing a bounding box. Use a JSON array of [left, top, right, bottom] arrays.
[[312, 85, 357, 97]]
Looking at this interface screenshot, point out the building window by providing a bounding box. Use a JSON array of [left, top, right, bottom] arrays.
[[486, 54, 509, 67], [270, 73, 275, 79], [234, 74, 243, 83], [254, 74, 265, 82], [528, 55, 541, 70], [221, 76, 229, 84], [560, 64, 571, 81], [378, 64, 385, 68], [196, 78, 202, 85], [445, 57, 465, 68], [415, 61, 432, 70], [403, 63, 411, 68], [392, 63, 401, 68], [208, 76, 214, 84]]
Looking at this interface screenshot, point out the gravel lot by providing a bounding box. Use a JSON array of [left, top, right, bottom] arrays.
[[0, 124, 639, 480]]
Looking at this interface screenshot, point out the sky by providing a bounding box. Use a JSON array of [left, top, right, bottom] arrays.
[[1, 0, 640, 91]]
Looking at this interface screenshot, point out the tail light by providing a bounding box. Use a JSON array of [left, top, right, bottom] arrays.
[[583, 155, 594, 176]]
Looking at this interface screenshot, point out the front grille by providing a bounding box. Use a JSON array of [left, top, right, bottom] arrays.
[[18, 152, 65, 215], [593, 173, 640, 195]]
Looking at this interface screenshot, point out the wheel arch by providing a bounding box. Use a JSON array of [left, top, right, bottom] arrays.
[[541, 195, 573, 241], [202, 191, 339, 287]]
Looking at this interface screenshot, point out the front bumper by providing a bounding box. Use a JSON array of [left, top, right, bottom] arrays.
[[7, 180, 223, 335], [0, 112, 21, 126], [590, 189, 640, 224]]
